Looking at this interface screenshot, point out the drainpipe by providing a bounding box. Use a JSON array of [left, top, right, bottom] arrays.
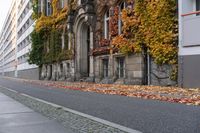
[[142, 45, 148, 85], [109, 7, 115, 81], [147, 53, 151, 85], [179, 56, 184, 87]]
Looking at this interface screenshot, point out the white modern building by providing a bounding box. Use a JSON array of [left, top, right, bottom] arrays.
[[0, 0, 17, 77], [0, 0, 38, 79], [179, 0, 200, 88], [16, 0, 38, 79]]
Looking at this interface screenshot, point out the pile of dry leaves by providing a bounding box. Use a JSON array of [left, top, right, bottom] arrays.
[[8, 77, 200, 106]]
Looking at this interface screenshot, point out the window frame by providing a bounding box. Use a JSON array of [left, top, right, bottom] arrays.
[[117, 57, 125, 78], [104, 9, 110, 39], [118, 2, 126, 35], [60, 0, 64, 8], [46, 0, 52, 16]]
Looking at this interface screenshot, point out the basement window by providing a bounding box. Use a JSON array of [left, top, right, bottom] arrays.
[[103, 59, 109, 78]]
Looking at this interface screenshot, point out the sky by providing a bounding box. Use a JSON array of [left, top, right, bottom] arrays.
[[0, 0, 13, 32]]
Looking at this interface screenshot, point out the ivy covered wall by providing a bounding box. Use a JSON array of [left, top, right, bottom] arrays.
[[29, 0, 74, 66], [28, 0, 178, 82], [93, 0, 178, 81]]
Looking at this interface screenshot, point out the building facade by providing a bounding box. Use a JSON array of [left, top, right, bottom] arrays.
[[179, 0, 200, 88], [16, 0, 38, 79], [39, 0, 145, 84], [0, 0, 38, 79], [39, 0, 176, 86], [0, 0, 176, 86], [0, 0, 17, 77]]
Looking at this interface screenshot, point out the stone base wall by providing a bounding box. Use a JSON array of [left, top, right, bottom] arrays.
[[125, 54, 143, 85], [41, 60, 75, 81], [39, 55, 177, 87], [17, 68, 39, 80], [94, 54, 144, 85], [4, 71, 15, 77], [178, 55, 200, 88], [150, 59, 176, 86]]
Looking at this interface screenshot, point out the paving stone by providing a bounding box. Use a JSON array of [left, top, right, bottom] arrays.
[[0, 92, 75, 133]]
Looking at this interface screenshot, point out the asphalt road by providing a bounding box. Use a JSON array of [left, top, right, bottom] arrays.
[[0, 77, 199, 133]]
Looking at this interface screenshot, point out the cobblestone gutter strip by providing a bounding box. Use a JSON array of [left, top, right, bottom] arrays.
[[0, 87, 141, 133]]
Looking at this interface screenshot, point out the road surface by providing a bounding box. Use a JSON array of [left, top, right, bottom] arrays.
[[0, 77, 199, 133]]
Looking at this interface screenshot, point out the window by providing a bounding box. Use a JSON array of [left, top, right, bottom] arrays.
[[196, 0, 200, 15], [104, 10, 110, 39], [46, 0, 52, 16], [60, 63, 64, 77], [117, 57, 125, 78], [103, 59, 109, 78], [38, 0, 42, 13], [118, 2, 126, 35], [67, 63, 70, 75], [60, 0, 64, 8], [78, 0, 86, 4], [81, 0, 86, 4], [28, 35, 31, 43]]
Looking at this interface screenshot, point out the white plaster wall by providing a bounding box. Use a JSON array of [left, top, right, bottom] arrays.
[[16, 0, 38, 73], [179, 0, 200, 56], [17, 0, 30, 20], [17, 62, 37, 71], [17, 10, 33, 32], [0, 0, 17, 73]]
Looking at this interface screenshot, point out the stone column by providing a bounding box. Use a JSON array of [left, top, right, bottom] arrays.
[[89, 27, 94, 78], [108, 6, 115, 82], [68, 32, 72, 50], [47, 65, 51, 80]]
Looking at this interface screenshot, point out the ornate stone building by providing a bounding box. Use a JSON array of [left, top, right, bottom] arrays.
[[39, 0, 176, 86]]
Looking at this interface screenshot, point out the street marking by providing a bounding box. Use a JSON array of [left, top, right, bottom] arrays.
[[4, 87, 18, 93], [0, 85, 142, 133]]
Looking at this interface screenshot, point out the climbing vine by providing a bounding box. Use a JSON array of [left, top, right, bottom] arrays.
[[29, 0, 75, 65], [110, 6, 119, 37], [109, 0, 178, 81], [32, 0, 39, 19], [112, 0, 178, 65], [35, 0, 69, 32], [28, 29, 45, 66], [29, 0, 178, 80]]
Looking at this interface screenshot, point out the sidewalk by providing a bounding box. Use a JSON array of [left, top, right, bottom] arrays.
[[0, 92, 74, 133]]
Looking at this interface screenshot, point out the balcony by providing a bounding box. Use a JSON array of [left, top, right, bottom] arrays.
[[181, 11, 200, 47]]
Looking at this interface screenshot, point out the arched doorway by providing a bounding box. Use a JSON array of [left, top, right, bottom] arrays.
[[76, 21, 91, 78], [80, 23, 90, 77]]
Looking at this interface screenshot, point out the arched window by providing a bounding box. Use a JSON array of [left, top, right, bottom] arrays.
[[118, 2, 126, 35], [104, 9, 110, 39]]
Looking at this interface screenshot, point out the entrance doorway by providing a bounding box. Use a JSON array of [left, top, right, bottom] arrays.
[[79, 23, 90, 77]]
